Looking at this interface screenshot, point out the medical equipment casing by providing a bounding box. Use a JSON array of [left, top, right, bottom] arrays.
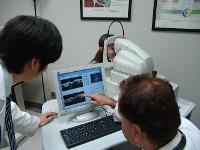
[[102, 36, 179, 101]]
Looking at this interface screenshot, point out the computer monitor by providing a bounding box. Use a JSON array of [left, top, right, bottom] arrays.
[[54, 64, 107, 122]]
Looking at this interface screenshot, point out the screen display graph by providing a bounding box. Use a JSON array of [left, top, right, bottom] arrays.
[[57, 67, 104, 110]]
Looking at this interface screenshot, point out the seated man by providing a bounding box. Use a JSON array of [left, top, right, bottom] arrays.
[[83, 74, 200, 149]]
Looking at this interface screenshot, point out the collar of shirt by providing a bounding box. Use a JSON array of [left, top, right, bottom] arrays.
[[159, 131, 182, 150]]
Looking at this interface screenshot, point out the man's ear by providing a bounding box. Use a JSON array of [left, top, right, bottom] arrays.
[[132, 123, 142, 143], [29, 58, 40, 71]]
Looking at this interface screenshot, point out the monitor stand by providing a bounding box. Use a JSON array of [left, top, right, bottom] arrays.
[[70, 111, 99, 122]]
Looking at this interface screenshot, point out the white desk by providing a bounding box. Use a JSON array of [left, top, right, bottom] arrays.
[[42, 98, 196, 150]]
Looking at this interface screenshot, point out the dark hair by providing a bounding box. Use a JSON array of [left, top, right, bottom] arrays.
[[0, 15, 62, 73], [90, 33, 113, 64], [118, 74, 181, 146]]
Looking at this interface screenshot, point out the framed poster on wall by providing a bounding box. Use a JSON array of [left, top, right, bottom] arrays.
[[152, 0, 200, 32], [80, 0, 132, 21]]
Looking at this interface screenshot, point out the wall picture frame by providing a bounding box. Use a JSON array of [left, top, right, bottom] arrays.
[[80, 0, 132, 21], [152, 0, 200, 32]]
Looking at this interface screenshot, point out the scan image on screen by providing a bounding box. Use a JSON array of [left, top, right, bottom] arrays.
[[63, 91, 85, 107], [90, 72, 102, 83], [61, 76, 83, 91], [57, 66, 105, 111]]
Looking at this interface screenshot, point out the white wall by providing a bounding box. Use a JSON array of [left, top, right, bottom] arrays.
[[0, 0, 200, 127], [0, 0, 40, 24]]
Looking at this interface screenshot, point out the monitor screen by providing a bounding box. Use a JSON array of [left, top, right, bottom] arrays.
[[56, 66, 105, 111]]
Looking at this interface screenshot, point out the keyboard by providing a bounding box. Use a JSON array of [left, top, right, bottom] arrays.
[[60, 115, 121, 149]]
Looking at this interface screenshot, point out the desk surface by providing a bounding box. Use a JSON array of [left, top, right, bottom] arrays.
[[42, 100, 127, 150], [42, 98, 196, 150]]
